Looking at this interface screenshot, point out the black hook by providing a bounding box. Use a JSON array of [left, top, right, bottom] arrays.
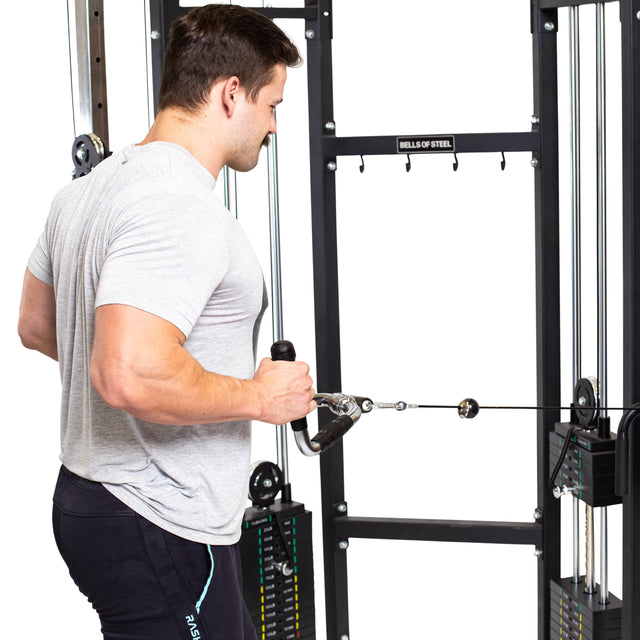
[[359, 155, 365, 173], [452, 152, 459, 172], [405, 154, 411, 172], [500, 152, 506, 171]]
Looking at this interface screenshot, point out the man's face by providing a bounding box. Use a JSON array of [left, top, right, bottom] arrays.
[[227, 64, 287, 172]]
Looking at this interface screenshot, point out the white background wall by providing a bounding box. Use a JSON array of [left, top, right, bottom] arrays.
[[0, 0, 626, 638]]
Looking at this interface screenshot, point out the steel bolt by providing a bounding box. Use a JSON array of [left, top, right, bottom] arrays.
[[544, 22, 555, 32], [534, 548, 543, 558], [533, 509, 543, 521], [263, 479, 273, 488], [150, 30, 160, 40], [324, 121, 336, 132], [531, 115, 540, 125], [326, 161, 337, 172], [336, 502, 347, 513], [637, 10, 640, 21], [338, 540, 349, 550], [305, 29, 315, 39], [276, 562, 293, 577], [531, 158, 539, 168], [340, 636, 349, 640]]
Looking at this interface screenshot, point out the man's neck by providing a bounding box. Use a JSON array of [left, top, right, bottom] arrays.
[[139, 107, 225, 179]]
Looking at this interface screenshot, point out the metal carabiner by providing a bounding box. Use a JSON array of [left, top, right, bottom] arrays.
[[293, 393, 363, 457]]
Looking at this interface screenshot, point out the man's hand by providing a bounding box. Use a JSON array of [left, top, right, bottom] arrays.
[[251, 357, 316, 425]]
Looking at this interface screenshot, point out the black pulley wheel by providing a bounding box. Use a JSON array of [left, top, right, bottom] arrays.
[[248, 461, 283, 507], [71, 133, 106, 178], [573, 377, 600, 428]]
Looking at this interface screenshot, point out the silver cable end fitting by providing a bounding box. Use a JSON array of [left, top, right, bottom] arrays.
[[458, 398, 480, 419]]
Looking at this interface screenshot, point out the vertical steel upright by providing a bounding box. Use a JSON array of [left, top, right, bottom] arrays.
[[67, 0, 109, 147], [303, 3, 350, 639], [621, 6, 640, 401], [531, 4, 561, 638], [621, 2, 640, 638]]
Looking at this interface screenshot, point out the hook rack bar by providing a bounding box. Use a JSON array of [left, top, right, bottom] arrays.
[[323, 131, 539, 158]]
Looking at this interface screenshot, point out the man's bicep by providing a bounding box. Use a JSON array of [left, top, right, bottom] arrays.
[[20, 268, 56, 320], [93, 303, 186, 360], [91, 304, 188, 407], [18, 268, 57, 359]]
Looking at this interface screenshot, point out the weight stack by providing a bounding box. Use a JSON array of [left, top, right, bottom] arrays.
[[240, 500, 315, 640], [550, 578, 621, 640], [550, 423, 621, 507]]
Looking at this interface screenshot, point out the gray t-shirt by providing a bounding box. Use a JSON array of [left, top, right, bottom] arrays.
[[28, 142, 267, 544]]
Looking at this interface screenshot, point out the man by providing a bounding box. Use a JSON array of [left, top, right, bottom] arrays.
[[17, 5, 315, 639]]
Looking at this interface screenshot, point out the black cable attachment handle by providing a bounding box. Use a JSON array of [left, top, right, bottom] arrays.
[[615, 403, 640, 496], [549, 426, 577, 493], [270, 342, 360, 457], [270, 340, 309, 434]]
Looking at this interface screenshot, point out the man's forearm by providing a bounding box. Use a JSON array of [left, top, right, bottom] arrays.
[[90, 303, 315, 426], [91, 342, 261, 424], [18, 268, 58, 361]]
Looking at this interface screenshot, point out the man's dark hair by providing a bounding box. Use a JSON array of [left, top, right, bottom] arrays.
[[158, 4, 302, 113]]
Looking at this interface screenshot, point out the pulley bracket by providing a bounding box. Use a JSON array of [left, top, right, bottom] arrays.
[[71, 133, 108, 178]]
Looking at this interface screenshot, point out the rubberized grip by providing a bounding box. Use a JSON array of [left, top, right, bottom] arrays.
[[616, 437, 629, 497], [270, 340, 308, 432], [311, 415, 354, 451], [270, 340, 296, 362]]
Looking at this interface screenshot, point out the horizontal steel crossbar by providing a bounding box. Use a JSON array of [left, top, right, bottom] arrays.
[[539, 0, 617, 8], [173, 5, 315, 20], [324, 132, 540, 157], [248, 7, 316, 19], [334, 516, 543, 546]]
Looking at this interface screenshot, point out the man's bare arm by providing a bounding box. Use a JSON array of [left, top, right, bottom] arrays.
[[18, 268, 58, 361], [90, 303, 316, 425]]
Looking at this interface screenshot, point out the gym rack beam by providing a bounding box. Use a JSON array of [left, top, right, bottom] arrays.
[[539, 0, 617, 8], [67, 0, 109, 149], [335, 516, 542, 547], [303, 2, 351, 639], [621, 2, 640, 638], [324, 131, 539, 157], [531, 3, 561, 640]]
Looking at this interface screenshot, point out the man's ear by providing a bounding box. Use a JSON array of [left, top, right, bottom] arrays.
[[220, 76, 242, 117]]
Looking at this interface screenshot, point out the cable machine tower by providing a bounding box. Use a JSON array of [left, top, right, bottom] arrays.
[[66, 1, 640, 638]]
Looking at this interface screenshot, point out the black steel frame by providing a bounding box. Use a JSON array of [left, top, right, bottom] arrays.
[[142, 2, 640, 639], [619, 2, 640, 639]]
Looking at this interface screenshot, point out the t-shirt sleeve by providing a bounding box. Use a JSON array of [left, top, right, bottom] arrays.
[[95, 194, 228, 338], [27, 228, 54, 286]]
